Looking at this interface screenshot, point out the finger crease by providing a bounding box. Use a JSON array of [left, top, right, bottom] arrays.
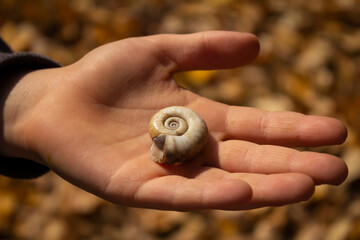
[[244, 144, 255, 173], [259, 112, 271, 141], [224, 105, 231, 137]]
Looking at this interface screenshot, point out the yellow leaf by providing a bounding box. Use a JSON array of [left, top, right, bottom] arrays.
[[184, 70, 218, 87]]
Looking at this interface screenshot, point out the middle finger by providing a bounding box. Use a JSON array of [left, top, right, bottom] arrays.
[[205, 140, 348, 185]]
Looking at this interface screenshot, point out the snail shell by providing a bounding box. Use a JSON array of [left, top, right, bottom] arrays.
[[148, 106, 208, 165]]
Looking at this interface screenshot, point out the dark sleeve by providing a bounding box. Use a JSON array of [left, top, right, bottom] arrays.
[[0, 37, 60, 179]]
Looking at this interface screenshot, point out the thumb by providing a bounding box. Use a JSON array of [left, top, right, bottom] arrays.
[[145, 31, 260, 72]]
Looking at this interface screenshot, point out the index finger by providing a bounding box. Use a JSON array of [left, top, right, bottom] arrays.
[[224, 105, 348, 147], [189, 98, 347, 147]]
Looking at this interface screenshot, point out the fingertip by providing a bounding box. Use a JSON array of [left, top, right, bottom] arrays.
[[319, 155, 348, 185], [302, 116, 348, 146], [294, 174, 316, 202], [270, 174, 315, 205], [242, 33, 261, 63], [209, 31, 260, 66], [293, 152, 349, 186], [332, 119, 348, 145]]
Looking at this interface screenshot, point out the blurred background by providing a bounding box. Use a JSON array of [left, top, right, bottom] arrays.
[[0, 0, 360, 239]]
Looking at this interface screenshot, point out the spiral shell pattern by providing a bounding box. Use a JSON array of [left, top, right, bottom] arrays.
[[148, 106, 208, 165]]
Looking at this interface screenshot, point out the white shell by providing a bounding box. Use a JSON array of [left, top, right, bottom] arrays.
[[148, 106, 208, 165]]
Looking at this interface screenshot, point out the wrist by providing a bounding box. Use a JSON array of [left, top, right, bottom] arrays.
[[0, 68, 52, 165]]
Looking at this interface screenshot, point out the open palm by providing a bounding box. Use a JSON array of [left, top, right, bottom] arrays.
[[14, 31, 347, 210]]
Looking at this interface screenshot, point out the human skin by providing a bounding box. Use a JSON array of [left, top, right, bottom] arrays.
[[0, 31, 348, 210]]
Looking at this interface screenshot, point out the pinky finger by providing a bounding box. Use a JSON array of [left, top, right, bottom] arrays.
[[129, 176, 253, 211], [234, 173, 315, 210]]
